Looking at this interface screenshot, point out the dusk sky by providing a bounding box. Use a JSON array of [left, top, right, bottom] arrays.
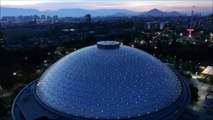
[[1, 0, 213, 13]]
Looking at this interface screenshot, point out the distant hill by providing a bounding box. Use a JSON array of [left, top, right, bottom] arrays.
[[140, 8, 183, 16], [1, 7, 41, 16], [0, 7, 188, 17], [0, 7, 137, 17]]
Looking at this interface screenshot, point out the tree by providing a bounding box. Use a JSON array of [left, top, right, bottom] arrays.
[[189, 84, 199, 103], [0, 99, 7, 117]]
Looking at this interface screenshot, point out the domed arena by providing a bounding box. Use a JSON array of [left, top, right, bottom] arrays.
[[12, 41, 190, 120]]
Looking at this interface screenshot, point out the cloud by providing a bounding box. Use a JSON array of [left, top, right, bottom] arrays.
[[1, 0, 59, 5]]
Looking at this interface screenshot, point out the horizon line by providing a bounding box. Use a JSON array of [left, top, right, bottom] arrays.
[[1, 6, 212, 13]]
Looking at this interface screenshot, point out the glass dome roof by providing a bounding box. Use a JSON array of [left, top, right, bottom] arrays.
[[36, 41, 182, 119]]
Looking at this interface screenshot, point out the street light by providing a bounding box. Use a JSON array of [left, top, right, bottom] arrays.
[[13, 72, 17, 76]]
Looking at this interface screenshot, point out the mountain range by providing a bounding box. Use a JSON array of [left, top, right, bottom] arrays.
[[1, 7, 184, 17], [139, 8, 183, 16]]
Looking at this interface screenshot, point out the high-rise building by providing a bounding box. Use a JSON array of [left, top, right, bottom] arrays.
[[41, 15, 46, 21], [0, 31, 5, 48], [53, 15, 58, 21], [85, 14, 91, 23], [12, 41, 190, 120]]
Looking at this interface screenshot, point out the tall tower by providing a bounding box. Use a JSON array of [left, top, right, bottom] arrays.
[[85, 14, 91, 24], [187, 6, 195, 37]]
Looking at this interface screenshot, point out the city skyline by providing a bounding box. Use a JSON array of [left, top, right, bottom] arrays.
[[1, 0, 212, 13]]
